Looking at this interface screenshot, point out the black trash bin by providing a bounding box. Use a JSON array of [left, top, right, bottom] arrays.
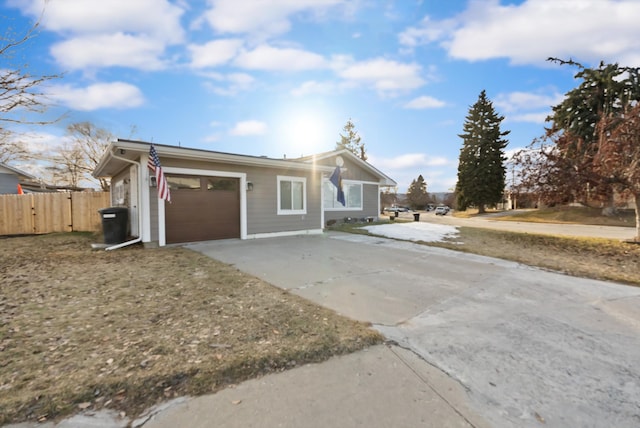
[[413, 213, 420, 221], [98, 207, 129, 244]]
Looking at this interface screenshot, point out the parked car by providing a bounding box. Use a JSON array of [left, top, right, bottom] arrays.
[[385, 206, 409, 212], [434, 206, 448, 215]]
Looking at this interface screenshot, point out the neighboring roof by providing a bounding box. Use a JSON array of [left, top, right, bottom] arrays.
[[293, 149, 397, 187], [0, 162, 36, 180]]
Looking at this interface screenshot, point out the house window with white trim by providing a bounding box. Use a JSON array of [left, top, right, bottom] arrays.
[[277, 176, 306, 215], [324, 180, 362, 210]]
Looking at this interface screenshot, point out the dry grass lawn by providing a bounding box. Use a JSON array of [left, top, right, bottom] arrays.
[[0, 233, 382, 425], [430, 227, 640, 286], [492, 206, 636, 227]]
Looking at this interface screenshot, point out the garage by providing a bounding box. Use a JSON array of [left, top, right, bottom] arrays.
[[164, 175, 240, 244]]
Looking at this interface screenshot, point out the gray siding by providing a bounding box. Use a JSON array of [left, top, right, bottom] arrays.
[[0, 173, 19, 194], [324, 183, 379, 223], [246, 167, 322, 235], [315, 156, 379, 182], [159, 158, 323, 236]]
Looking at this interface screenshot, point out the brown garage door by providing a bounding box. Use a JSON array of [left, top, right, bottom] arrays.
[[165, 175, 240, 244]]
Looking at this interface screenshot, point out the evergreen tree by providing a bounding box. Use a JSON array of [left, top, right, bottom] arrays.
[[456, 90, 509, 213], [406, 174, 429, 209], [336, 118, 367, 160]]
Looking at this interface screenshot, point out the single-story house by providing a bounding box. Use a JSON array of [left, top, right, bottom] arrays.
[[93, 139, 396, 247], [0, 162, 35, 194]]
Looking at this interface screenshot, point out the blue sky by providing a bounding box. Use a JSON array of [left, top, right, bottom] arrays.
[[3, 0, 640, 192]]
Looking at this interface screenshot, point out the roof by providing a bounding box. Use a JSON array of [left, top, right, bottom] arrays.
[[0, 162, 36, 180], [292, 148, 397, 187], [93, 139, 337, 178]]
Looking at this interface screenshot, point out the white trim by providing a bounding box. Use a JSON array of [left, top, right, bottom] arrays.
[[139, 154, 152, 242], [158, 167, 248, 247], [323, 179, 364, 211], [276, 175, 307, 215], [376, 184, 381, 219], [129, 165, 139, 237], [246, 229, 324, 240], [158, 197, 166, 247], [319, 171, 325, 229], [357, 180, 383, 186]]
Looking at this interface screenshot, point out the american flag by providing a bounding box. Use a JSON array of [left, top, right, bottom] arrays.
[[148, 144, 171, 203]]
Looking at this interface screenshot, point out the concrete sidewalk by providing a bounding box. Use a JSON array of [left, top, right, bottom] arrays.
[[4, 345, 487, 428], [138, 344, 487, 428]]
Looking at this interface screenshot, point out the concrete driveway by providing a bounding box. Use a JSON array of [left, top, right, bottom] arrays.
[[187, 231, 640, 428]]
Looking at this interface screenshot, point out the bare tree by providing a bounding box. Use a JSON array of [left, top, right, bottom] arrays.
[[0, 129, 30, 163], [596, 104, 640, 240], [52, 139, 85, 188], [1, 8, 61, 163], [52, 122, 114, 190]]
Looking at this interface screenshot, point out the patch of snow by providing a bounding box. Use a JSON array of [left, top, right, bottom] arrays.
[[362, 222, 459, 243]]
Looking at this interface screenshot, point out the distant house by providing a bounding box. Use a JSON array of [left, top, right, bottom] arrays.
[[93, 139, 396, 247], [0, 163, 35, 194]]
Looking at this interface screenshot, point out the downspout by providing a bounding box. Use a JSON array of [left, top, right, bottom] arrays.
[[104, 148, 143, 251]]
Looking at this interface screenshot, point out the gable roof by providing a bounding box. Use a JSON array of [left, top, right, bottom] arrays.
[[94, 139, 337, 178], [0, 162, 36, 180], [293, 149, 397, 187]]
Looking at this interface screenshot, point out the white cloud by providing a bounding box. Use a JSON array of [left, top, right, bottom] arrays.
[[494, 91, 564, 113], [234, 45, 327, 71], [202, 72, 255, 96], [336, 58, 425, 94], [51, 33, 167, 71], [48, 82, 144, 111], [400, 0, 640, 67], [14, 0, 185, 43], [291, 80, 337, 96], [370, 153, 451, 170], [398, 16, 456, 48], [507, 112, 551, 124], [188, 39, 244, 68], [492, 90, 564, 124], [202, 0, 344, 37], [4, 130, 63, 156], [403, 95, 446, 109], [11, 0, 185, 70], [229, 120, 268, 136]]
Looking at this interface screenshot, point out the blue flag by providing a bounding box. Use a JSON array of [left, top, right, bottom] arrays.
[[330, 166, 346, 206]]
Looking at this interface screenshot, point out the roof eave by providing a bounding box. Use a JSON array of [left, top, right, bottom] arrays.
[[93, 140, 336, 178]]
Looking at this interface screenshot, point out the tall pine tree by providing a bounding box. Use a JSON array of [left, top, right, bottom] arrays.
[[456, 90, 509, 213], [406, 174, 428, 209], [336, 118, 367, 160]]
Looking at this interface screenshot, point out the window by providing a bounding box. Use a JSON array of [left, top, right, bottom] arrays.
[[166, 175, 201, 190], [324, 180, 362, 210], [277, 176, 306, 215], [207, 177, 237, 191]]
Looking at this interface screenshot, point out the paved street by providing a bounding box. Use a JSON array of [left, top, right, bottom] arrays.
[[408, 209, 636, 241], [189, 230, 640, 427]]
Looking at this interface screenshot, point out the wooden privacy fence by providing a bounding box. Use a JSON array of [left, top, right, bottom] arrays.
[[0, 192, 111, 235]]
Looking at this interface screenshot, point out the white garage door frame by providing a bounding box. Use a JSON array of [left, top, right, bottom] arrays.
[[157, 167, 247, 246]]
